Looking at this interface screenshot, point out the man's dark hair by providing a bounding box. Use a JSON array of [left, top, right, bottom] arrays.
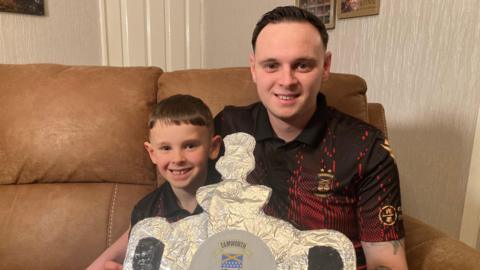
[[148, 94, 213, 134], [251, 6, 329, 51]]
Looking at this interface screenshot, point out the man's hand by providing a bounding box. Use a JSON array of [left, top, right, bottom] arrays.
[[362, 239, 408, 270], [104, 261, 123, 270]]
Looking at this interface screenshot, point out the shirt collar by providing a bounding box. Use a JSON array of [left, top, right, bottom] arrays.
[[254, 104, 275, 142], [254, 93, 328, 147], [163, 182, 203, 218]]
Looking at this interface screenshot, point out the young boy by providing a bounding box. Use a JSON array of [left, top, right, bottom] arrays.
[[87, 94, 221, 270]]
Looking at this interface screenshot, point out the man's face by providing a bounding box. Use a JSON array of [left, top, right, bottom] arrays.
[[250, 22, 331, 128]]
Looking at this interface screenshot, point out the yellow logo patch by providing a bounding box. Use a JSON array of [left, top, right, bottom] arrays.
[[314, 169, 334, 198], [378, 205, 397, 226]]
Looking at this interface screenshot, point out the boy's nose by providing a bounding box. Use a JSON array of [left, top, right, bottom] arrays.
[[172, 150, 186, 163]]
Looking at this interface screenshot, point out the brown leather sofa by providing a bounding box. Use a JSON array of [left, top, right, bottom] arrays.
[[1, 64, 479, 270]]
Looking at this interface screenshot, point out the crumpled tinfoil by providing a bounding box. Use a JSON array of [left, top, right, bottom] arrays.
[[124, 133, 356, 270]]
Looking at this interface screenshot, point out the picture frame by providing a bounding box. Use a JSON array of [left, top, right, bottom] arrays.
[[337, 0, 380, 19], [296, 0, 336, 29], [0, 0, 45, 16]]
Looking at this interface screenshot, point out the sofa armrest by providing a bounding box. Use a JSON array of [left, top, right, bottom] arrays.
[[369, 103, 480, 269], [404, 215, 480, 270]]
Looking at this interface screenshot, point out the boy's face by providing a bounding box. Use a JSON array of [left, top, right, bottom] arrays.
[[144, 121, 220, 194], [250, 22, 331, 128]]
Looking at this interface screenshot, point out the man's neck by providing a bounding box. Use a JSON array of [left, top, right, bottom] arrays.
[[268, 111, 314, 143], [269, 117, 303, 142]]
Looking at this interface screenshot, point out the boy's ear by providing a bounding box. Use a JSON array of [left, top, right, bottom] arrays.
[[209, 135, 222, 160], [144, 141, 156, 164]]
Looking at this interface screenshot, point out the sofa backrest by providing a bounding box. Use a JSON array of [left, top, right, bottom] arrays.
[[158, 67, 368, 122], [0, 64, 161, 185], [0, 64, 162, 270]]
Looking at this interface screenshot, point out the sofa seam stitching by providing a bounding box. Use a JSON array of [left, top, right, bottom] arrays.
[[380, 105, 388, 138], [107, 183, 118, 247]]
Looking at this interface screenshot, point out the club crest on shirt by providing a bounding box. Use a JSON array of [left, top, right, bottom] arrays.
[[314, 169, 334, 198], [378, 205, 397, 226]]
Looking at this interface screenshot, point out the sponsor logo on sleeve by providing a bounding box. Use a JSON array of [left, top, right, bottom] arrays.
[[378, 205, 397, 226], [381, 139, 396, 160]]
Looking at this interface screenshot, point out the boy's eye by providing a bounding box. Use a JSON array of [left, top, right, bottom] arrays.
[[159, 145, 171, 151], [184, 143, 199, 150]]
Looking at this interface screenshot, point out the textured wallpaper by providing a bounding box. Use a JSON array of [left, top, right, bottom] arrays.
[[329, 0, 480, 238], [0, 0, 102, 65]]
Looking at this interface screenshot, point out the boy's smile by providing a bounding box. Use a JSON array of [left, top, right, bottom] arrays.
[[144, 122, 220, 195]]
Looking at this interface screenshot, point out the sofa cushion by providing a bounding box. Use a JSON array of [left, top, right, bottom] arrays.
[[0, 64, 162, 184], [158, 67, 368, 121], [158, 67, 258, 117], [0, 183, 153, 270]]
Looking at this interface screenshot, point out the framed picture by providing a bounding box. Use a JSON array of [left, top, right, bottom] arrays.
[[337, 0, 380, 19], [296, 0, 336, 29], [0, 0, 45, 16]]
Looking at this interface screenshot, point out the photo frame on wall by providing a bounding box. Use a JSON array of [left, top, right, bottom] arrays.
[[337, 0, 380, 19], [296, 0, 336, 29], [0, 0, 45, 16]]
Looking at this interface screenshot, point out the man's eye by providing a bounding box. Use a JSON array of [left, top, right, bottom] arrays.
[[263, 63, 278, 72], [296, 62, 313, 72]]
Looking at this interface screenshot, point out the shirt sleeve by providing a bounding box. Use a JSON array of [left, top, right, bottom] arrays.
[[356, 131, 405, 242]]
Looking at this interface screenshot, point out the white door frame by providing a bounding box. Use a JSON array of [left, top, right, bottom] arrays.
[[98, 0, 204, 70], [460, 105, 480, 249]]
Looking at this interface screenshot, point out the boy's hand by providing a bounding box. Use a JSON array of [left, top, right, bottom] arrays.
[[104, 261, 123, 270]]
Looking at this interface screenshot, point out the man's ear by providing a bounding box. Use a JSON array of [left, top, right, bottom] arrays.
[[209, 135, 222, 160], [322, 51, 332, 81], [144, 141, 156, 164], [249, 53, 257, 83]]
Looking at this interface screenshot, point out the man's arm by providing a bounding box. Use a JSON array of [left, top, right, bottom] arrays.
[[86, 229, 129, 270], [361, 239, 408, 270]]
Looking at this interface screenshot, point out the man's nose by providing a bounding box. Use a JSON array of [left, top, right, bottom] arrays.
[[278, 67, 298, 87]]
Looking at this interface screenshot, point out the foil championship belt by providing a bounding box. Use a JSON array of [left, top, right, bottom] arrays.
[[124, 133, 356, 270]]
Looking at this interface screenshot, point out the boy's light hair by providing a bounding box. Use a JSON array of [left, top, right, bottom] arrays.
[[148, 94, 214, 135]]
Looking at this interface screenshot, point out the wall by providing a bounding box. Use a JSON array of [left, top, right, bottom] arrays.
[[202, 0, 292, 68], [201, 0, 480, 240], [330, 0, 480, 239], [0, 1, 102, 65]]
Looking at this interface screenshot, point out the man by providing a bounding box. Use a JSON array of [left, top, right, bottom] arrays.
[[214, 6, 407, 269]]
